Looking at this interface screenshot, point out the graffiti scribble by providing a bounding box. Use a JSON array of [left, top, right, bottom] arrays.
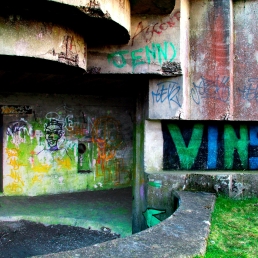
[[91, 116, 123, 180], [46, 35, 79, 66], [152, 81, 181, 108], [191, 76, 230, 104], [6, 118, 33, 147], [238, 78, 258, 102], [131, 11, 180, 46], [1, 105, 32, 114]]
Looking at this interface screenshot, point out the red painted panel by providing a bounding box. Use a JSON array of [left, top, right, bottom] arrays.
[[189, 0, 230, 120]]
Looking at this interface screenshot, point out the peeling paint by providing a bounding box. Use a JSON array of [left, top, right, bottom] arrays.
[[161, 61, 182, 76]]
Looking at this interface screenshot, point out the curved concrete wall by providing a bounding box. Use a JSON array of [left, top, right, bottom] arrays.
[[34, 191, 216, 258], [0, 17, 87, 70], [50, 0, 131, 34]]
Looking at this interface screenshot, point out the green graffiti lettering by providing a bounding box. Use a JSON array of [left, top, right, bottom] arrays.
[[107, 42, 177, 70], [131, 48, 145, 70], [148, 181, 162, 188], [107, 50, 129, 68], [169, 42, 176, 61], [224, 124, 248, 169], [156, 42, 168, 64], [167, 124, 204, 169], [145, 43, 156, 64], [143, 208, 166, 227]]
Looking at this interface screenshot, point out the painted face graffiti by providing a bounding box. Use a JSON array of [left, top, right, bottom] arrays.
[[45, 119, 64, 151]]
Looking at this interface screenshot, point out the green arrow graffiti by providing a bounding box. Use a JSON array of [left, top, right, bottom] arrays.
[[143, 208, 166, 227]]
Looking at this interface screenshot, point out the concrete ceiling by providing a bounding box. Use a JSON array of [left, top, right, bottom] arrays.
[[130, 0, 176, 15], [0, 0, 175, 96], [0, 55, 149, 97]]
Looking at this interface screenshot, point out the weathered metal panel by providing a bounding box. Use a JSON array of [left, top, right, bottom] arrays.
[[233, 1, 258, 120], [87, 1, 180, 74], [189, 0, 231, 120]]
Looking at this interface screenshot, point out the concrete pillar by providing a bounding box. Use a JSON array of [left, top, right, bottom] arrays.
[[188, 0, 233, 120], [132, 82, 148, 233]]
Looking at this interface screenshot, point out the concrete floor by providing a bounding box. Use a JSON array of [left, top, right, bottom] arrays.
[[0, 187, 132, 238]]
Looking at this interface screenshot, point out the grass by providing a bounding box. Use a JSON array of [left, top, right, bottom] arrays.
[[197, 195, 258, 258]]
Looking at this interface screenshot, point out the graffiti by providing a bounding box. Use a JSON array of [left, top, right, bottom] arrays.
[[35, 117, 72, 171], [4, 181, 23, 193], [238, 78, 258, 102], [191, 76, 230, 104], [148, 179, 162, 188], [107, 41, 176, 71], [44, 119, 64, 151], [1, 105, 32, 114], [31, 164, 52, 173], [46, 35, 79, 66], [31, 175, 43, 184], [131, 11, 180, 46], [5, 170, 24, 193], [5, 148, 26, 171], [91, 116, 123, 181], [94, 182, 103, 188], [3, 108, 132, 194], [163, 121, 258, 170], [58, 35, 79, 66], [56, 157, 72, 170], [45, 111, 74, 132], [6, 118, 33, 147], [35, 130, 44, 145], [152, 81, 181, 108], [143, 208, 166, 227], [6, 148, 18, 163], [73, 113, 95, 137]]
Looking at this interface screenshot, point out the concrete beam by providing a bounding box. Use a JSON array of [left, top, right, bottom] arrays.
[[131, 0, 176, 15], [0, 17, 87, 71]]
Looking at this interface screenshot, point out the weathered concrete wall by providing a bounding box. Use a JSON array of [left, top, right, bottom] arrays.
[[34, 191, 216, 258], [49, 0, 131, 33], [148, 76, 183, 119], [162, 121, 258, 171], [0, 17, 87, 70], [146, 0, 258, 121], [87, 0, 180, 74], [1, 93, 134, 196], [146, 172, 258, 223], [188, 0, 231, 120], [145, 120, 258, 171], [233, 1, 258, 120]]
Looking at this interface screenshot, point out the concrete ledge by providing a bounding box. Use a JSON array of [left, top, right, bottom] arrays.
[[35, 191, 216, 258]]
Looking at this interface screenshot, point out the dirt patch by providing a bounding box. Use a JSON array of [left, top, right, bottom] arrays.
[[0, 220, 120, 258]]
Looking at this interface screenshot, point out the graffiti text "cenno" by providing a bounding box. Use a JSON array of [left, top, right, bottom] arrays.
[[107, 41, 176, 71], [152, 81, 181, 108]]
